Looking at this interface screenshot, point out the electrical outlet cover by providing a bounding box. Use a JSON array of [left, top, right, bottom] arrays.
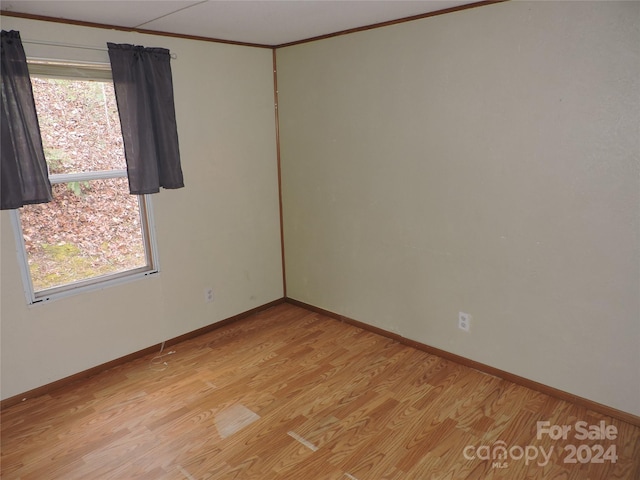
[[458, 312, 471, 332], [205, 288, 214, 303]]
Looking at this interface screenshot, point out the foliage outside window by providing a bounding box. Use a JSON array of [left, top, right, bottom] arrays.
[[13, 64, 158, 303]]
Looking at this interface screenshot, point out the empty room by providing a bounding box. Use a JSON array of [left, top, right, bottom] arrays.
[[1, 1, 638, 479]]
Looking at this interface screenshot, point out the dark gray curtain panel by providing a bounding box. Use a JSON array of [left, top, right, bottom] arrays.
[[1, 30, 52, 210], [107, 43, 184, 195]]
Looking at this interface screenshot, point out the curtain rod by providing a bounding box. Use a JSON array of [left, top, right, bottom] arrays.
[[23, 39, 177, 59]]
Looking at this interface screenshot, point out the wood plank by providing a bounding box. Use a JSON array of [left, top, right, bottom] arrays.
[[1, 303, 638, 479]]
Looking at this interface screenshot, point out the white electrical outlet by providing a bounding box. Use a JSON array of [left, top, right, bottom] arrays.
[[205, 288, 214, 303], [458, 312, 471, 332]]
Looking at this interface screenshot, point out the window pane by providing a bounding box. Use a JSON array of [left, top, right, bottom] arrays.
[[20, 178, 147, 292], [31, 77, 126, 174]]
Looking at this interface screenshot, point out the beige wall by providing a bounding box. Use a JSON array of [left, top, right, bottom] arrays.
[[0, 17, 283, 400], [2, 1, 639, 417], [277, 1, 640, 415]]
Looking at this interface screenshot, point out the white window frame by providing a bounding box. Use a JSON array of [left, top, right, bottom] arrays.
[[11, 60, 160, 305]]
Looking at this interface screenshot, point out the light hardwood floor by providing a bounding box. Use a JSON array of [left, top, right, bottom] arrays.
[[1, 303, 639, 479]]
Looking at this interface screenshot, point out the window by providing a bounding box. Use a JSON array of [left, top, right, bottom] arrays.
[[12, 61, 158, 304]]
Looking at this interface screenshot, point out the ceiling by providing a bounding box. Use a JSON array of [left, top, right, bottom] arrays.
[[1, 0, 478, 47]]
